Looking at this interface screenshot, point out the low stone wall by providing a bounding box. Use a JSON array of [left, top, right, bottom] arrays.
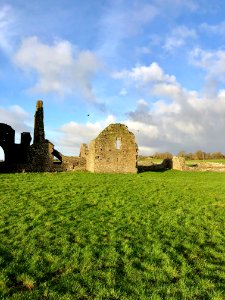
[[189, 162, 225, 172], [62, 156, 86, 171]]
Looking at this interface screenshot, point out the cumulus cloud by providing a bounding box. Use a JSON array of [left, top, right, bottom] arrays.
[[57, 115, 116, 155], [113, 62, 178, 98], [126, 93, 225, 154], [114, 62, 225, 154], [113, 62, 176, 84], [13, 36, 101, 100]]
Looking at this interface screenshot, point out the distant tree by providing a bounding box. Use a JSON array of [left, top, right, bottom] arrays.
[[177, 151, 215, 160], [194, 150, 205, 160], [153, 152, 172, 159], [186, 152, 194, 160], [210, 152, 224, 159], [163, 152, 173, 159], [204, 153, 211, 159], [177, 150, 187, 158]]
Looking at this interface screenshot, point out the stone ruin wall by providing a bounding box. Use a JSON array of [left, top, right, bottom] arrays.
[[27, 140, 55, 172], [84, 141, 95, 172], [62, 156, 86, 171], [0, 123, 32, 172], [0, 101, 139, 173], [27, 101, 59, 172], [172, 156, 187, 171], [171, 156, 225, 172], [2, 99, 225, 174], [85, 124, 138, 173]]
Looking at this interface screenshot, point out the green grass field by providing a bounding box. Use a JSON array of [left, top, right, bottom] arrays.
[[186, 159, 225, 165], [138, 157, 225, 166], [1, 171, 225, 299]]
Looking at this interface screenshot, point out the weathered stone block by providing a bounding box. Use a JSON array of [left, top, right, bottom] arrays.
[[172, 156, 186, 170]]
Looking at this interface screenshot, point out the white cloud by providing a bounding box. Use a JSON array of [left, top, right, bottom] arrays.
[[57, 115, 116, 155], [164, 26, 197, 52], [113, 62, 176, 85], [190, 48, 225, 80], [125, 119, 160, 156], [153, 83, 182, 100], [13, 36, 101, 100], [200, 21, 225, 35], [0, 105, 31, 133], [119, 88, 127, 96], [190, 48, 225, 96], [0, 105, 32, 159], [114, 62, 225, 154], [0, 5, 16, 53], [153, 99, 181, 114], [127, 91, 225, 154]]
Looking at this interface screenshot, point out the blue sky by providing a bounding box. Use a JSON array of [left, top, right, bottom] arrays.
[[1, 0, 225, 159]]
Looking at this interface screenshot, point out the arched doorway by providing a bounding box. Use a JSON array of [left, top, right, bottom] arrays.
[[0, 146, 5, 162]]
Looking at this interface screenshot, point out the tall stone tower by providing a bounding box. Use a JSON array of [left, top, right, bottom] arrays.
[[30, 100, 54, 171], [33, 100, 45, 144]]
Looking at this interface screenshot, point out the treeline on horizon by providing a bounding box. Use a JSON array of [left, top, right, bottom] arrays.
[[141, 150, 225, 160]]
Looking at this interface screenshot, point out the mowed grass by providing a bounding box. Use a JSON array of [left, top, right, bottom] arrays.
[[1, 171, 225, 299], [186, 159, 225, 165]]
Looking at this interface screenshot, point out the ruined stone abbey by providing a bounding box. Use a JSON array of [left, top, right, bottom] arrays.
[[1, 100, 225, 173], [0, 101, 138, 173]]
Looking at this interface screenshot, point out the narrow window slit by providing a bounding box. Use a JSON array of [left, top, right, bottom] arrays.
[[116, 138, 121, 150]]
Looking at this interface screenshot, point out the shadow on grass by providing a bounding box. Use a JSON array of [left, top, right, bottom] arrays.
[[138, 166, 170, 173], [0, 245, 13, 268], [138, 158, 172, 173]]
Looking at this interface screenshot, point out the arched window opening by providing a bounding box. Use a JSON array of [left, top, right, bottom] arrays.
[[116, 138, 121, 150], [0, 147, 5, 162]]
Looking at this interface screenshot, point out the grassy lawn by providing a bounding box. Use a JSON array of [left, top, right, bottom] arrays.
[[186, 159, 225, 165], [1, 171, 225, 299]]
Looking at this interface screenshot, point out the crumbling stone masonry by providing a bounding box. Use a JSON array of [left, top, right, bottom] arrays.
[[33, 100, 45, 143], [2, 100, 225, 174], [61, 156, 86, 171], [82, 124, 138, 173], [0, 123, 31, 172], [171, 156, 225, 172], [0, 101, 138, 173], [172, 156, 187, 171], [27, 100, 62, 172]]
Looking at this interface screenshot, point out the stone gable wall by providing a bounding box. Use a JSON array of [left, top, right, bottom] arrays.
[[86, 123, 138, 173]]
